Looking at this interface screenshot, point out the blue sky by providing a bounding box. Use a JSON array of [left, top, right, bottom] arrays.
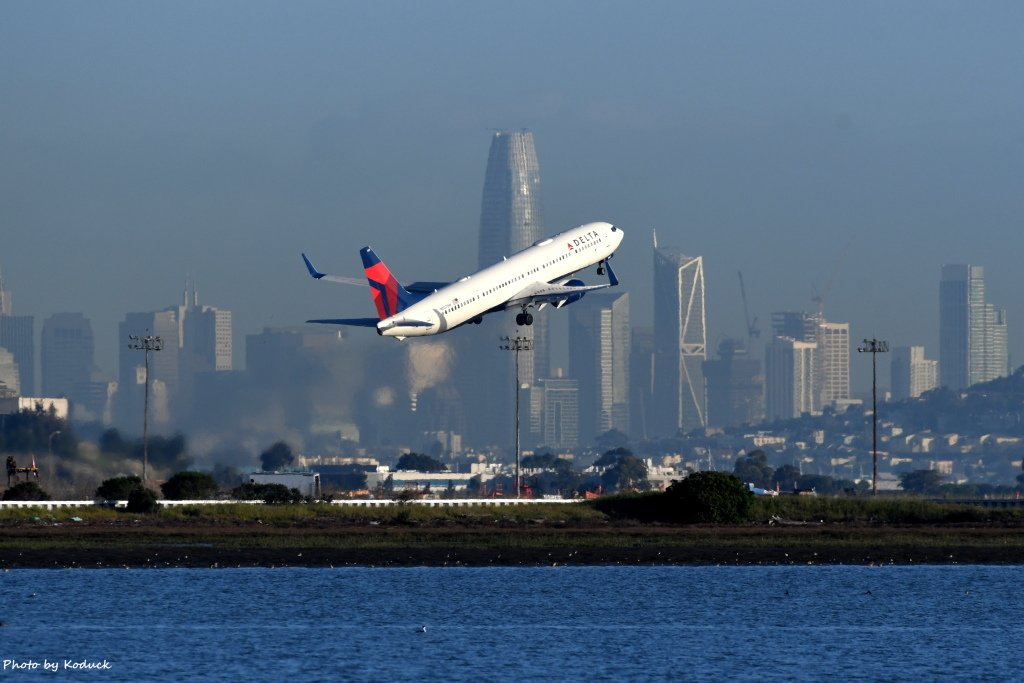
[[3, 2, 1024, 391]]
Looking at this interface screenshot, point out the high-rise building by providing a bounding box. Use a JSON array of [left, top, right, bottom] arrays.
[[703, 338, 764, 428], [652, 245, 706, 435], [765, 337, 817, 420], [629, 326, 655, 441], [771, 311, 849, 410], [940, 264, 1008, 389], [0, 347, 20, 395], [0, 269, 11, 316], [455, 130, 548, 449], [117, 310, 180, 429], [172, 285, 233, 413], [41, 313, 94, 400], [891, 346, 938, 400], [539, 377, 579, 451], [569, 292, 630, 446], [818, 322, 850, 407], [0, 280, 34, 395]]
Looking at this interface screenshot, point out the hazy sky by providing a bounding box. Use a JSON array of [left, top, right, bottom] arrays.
[[4, 2, 1024, 393]]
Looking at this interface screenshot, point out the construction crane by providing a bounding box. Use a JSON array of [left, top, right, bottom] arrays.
[[737, 270, 760, 351]]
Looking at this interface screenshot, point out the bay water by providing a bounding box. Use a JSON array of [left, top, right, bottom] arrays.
[[1, 565, 1020, 681]]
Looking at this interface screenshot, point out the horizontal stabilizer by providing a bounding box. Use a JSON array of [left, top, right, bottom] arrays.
[[307, 318, 380, 327]]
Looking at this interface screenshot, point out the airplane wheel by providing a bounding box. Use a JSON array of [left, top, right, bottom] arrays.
[[525, 313, 534, 326], [597, 266, 605, 275], [515, 313, 525, 326]]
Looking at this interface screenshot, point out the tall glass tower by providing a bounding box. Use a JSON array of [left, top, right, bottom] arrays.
[[652, 244, 707, 435], [456, 131, 549, 450], [940, 264, 1008, 390], [569, 291, 630, 447]]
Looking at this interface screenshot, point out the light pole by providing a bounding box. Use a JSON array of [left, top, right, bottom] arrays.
[[857, 338, 889, 494], [48, 429, 62, 481], [128, 333, 163, 483], [499, 335, 532, 499]]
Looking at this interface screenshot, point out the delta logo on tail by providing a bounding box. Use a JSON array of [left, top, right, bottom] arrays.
[[360, 247, 415, 319]]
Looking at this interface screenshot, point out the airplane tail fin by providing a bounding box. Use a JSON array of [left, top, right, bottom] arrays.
[[360, 247, 419, 321]]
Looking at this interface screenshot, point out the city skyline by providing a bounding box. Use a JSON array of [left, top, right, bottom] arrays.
[[4, 3, 1024, 395]]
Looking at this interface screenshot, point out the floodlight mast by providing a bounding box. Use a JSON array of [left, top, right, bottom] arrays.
[[128, 333, 164, 483], [499, 336, 532, 499], [857, 338, 889, 494]]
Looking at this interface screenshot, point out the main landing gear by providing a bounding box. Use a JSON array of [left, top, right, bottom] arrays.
[[597, 260, 606, 276], [515, 310, 534, 326]]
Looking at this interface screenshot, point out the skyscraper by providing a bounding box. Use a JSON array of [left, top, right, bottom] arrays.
[[539, 377, 579, 451], [41, 313, 94, 399], [477, 129, 549, 383], [765, 337, 817, 420], [940, 264, 1008, 390], [117, 310, 180, 429], [0, 273, 34, 396], [629, 326, 655, 441], [703, 338, 764, 428], [891, 346, 938, 400], [818, 322, 850, 407], [455, 130, 548, 449], [652, 244, 706, 435], [770, 311, 849, 411], [569, 291, 630, 446]]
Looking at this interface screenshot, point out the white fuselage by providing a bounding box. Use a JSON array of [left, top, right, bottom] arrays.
[[379, 221, 622, 337]]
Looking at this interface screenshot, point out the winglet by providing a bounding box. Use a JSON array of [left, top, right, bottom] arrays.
[[605, 259, 619, 287], [302, 253, 325, 280]]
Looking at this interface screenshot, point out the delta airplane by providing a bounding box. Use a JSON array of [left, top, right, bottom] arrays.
[[302, 221, 623, 339]]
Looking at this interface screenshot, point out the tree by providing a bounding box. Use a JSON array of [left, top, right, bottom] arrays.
[[96, 476, 143, 500], [771, 464, 801, 492], [126, 487, 159, 513], [733, 450, 774, 488], [664, 471, 753, 524], [259, 442, 295, 471], [595, 429, 630, 453], [594, 447, 632, 468], [3, 481, 51, 501], [160, 471, 220, 500], [601, 455, 649, 492], [395, 452, 447, 473], [899, 469, 944, 495], [230, 482, 304, 504]]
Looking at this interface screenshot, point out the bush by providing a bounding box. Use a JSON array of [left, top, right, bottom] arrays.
[[665, 471, 753, 524], [161, 471, 220, 500], [230, 482, 304, 505], [125, 488, 159, 513], [3, 481, 51, 501], [96, 476, 143, 500]]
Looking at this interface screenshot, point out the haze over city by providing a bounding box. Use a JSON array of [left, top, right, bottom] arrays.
[[4, 1, 1024, 392]]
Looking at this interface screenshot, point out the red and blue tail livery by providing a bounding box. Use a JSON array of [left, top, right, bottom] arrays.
[[302, 222, 623, 339], [360, 247, 418, 320]]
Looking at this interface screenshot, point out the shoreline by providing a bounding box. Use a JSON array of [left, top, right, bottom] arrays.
[[4, 522, 1024, 568]]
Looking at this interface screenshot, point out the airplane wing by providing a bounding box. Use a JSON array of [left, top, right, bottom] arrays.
[[506, 281, 610, 308]]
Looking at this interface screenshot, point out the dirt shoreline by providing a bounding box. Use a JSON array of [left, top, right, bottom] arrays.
[[4, 522, 1024, 568]]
